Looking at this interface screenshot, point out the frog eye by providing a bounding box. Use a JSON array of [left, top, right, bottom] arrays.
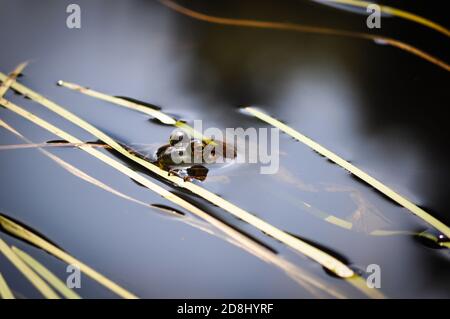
[[169, 130, 189, 146], [178, 150, 184, 156]]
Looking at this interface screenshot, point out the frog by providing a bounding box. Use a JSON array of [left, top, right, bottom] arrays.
[[154, 130, 235, 182], [154, 131, 212, 182]]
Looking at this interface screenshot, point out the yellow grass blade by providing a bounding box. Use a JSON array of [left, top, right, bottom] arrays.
[[348, 275, 384, 299], [370, 230, 415, 236], [244, 107, 450, 239], [417, 232, 450, 249], [0, 272, 15, 299], [0, 237, 59, 299], [0, 62, 28, 97], [317, 0, 450, 37], [56, 81, 176, 125], [0, 213, 137, 299], [12, 247, 81, 299], [57, 80, 214, 145], [0, 80, 355, 279]]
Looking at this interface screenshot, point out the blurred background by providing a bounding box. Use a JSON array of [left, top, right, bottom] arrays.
[[0, 0, 449, 298]]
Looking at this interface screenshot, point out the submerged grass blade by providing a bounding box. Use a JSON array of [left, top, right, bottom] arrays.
[[0, 237, 59, 299], [315, 0, 450, 37], [0, 78, 355, 279], [348, 275, 384, 299], [0, 118, 162, 211], [12, 247, 81, 299], [0, 272, 14, 299], [244, 107, 450, 239], [0, 142, 108, 151], [158, 0, 449, 71], [272, 182, 435, 241], [272, 185, 354, 230], [181, 215, 349, 298], [0, 119, 22, 137]]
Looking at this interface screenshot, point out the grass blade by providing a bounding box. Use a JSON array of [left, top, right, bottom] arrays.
[[315, 0, 449, 37], [56, 81, 176, 125], [0, 237, 59, 299], [158, 0, 449, 71], [0, 62, 28, 97], [0, 118, 160, 210], [0, 272, 14, 299], [12, 247, 81, 299], [0, 142, 108, 151], [0, 119, 22, 137], [0, 213, 137, 299], [57, 80, 215, 145], [244, 107, 450, 239]]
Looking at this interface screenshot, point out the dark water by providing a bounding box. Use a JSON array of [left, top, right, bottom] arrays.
[[0, 0, 449, 298]]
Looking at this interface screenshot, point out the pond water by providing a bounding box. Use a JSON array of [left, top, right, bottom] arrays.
[[0, 0, 449, 298]]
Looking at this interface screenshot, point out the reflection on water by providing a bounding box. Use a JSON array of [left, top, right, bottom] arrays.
[[0, 0, 449, 298]]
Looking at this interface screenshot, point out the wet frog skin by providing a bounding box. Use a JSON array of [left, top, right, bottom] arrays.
[[154, 130, 221, 182]]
